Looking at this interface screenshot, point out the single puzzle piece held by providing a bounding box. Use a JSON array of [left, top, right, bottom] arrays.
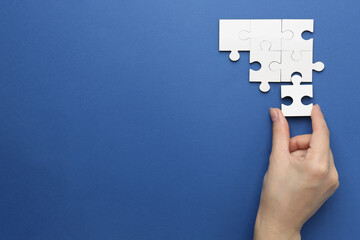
[[239, 20, 292, 51], [281, 75, 313, 117], [270, 50, 324, 82], [219, 19, 250, 61], [249, 41, 281, 92], [282, 19, 314, 61]]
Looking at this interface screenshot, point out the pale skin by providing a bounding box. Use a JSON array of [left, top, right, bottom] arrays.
[[254, 104, 339, 240]]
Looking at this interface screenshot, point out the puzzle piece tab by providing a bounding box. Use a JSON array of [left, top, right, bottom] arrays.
[[281, 75, 313, 117], [249, 41, 281, 92], [219, 19, 250, 61]]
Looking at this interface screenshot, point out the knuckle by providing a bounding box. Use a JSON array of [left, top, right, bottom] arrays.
[[336, 180, 340, 189], [329, 170, 340, 187], [310, 163, 329, 178], [334, 180, 340, 190], [330, 179, 340, 193]]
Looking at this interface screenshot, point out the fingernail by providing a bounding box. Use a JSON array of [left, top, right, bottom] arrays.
[[270, 108, 277, 122]]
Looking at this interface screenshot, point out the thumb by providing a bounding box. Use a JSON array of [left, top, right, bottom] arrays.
[[270, 108, 290, 155]]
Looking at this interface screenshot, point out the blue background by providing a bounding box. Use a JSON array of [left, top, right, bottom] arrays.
[[0, 0, 359, 239]]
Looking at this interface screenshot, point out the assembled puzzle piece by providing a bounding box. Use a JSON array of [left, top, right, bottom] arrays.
[[270, 50, 324, 82], [249, 41, 281, 92], [239, 20, 292, 51], [219, 19, 250, 61], [282, 19, 314, 61], [281, 75, 313, 117]]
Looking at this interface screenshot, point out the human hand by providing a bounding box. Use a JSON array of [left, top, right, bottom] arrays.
[[253, 105, 339, 240]]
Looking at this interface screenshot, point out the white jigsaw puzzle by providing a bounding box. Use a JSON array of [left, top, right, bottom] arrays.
[[281, 75, 313, 117], [218, 19, 325, 117]]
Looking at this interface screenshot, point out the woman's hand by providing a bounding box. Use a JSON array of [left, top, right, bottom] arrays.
[[254, 105, 339, 240]]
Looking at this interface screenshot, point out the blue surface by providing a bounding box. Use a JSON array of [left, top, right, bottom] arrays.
[[0, 1, 359, 239]]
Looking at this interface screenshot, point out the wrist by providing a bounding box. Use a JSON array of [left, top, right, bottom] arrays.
[[254, 214, 301, 240]]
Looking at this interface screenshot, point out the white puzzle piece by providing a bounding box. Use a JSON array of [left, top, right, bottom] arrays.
[[249, 41, 281, 92], [219, 19, 250, 61], [270, 50, 324, 82], [239, 20, 292, 51], [282, 19, 314, 61], [281, 75, 313, 117]]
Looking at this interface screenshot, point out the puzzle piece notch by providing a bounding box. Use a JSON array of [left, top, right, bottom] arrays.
[[249, 41, 281, 92], [239, 20, 292, 51], [282, 19, 314, 61], [270, 51, 325, 82], [281, 75, 313, 117], [219, 19, 251, 61]]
